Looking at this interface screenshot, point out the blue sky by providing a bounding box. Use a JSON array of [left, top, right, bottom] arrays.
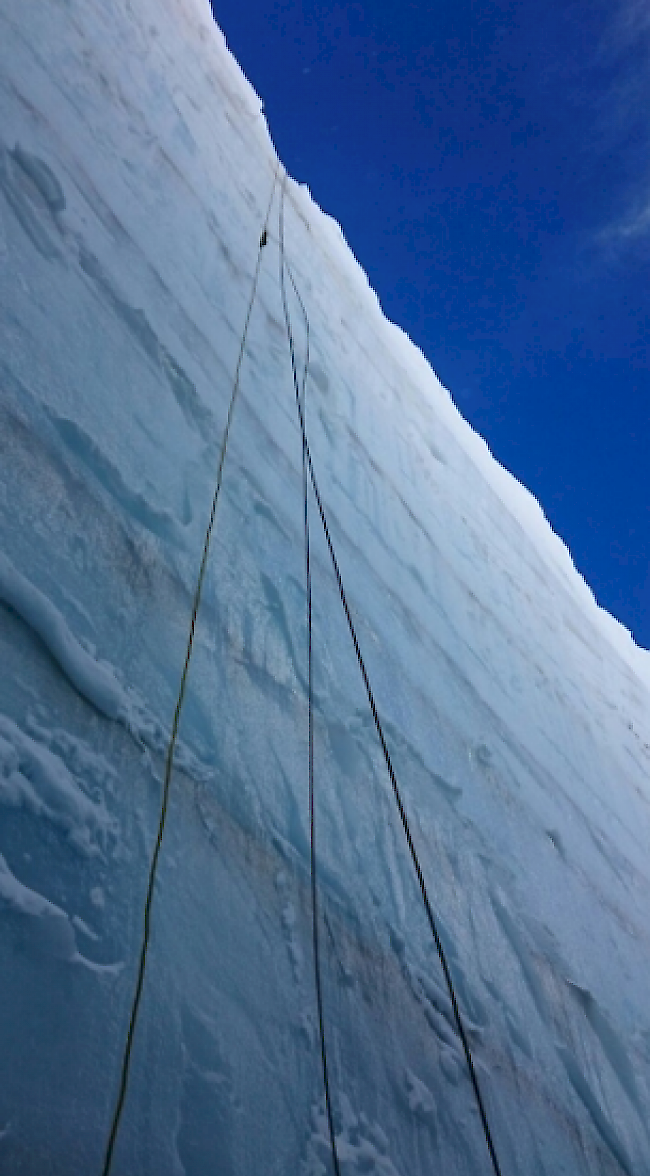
[[212, 0, 649, 650]]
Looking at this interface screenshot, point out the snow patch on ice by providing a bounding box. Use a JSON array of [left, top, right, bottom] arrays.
[[304, 1098, 403, 1176], [0, 852, 121, 973], [403, 1068, 437, 1128], [90, 885, 105, 909], [281, 898, 304, 983], [274, 867, 305, 982], [72, 914, 100, 942], [0, 714, 114, 856], [0, 551, 163, 747]]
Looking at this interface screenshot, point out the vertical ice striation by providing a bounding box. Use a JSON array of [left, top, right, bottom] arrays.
[[1, 1, 649, 1173]]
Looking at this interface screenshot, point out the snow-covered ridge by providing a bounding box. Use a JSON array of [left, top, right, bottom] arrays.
[[1, 0, 649, 1173]]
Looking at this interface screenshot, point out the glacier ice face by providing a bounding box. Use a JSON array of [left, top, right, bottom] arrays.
[[1, 0, 650, 1173]]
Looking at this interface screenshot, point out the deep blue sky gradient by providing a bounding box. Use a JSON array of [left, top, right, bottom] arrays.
[[211, 0, 649, 649]]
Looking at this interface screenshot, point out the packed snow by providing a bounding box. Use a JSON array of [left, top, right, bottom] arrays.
[[1, 0, 649, 1173]]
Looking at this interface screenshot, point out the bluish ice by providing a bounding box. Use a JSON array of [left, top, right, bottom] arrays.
[[1, 1, 649, 1173]]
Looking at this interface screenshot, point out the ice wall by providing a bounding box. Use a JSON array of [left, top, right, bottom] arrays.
[[1, 1, 650, 1173]]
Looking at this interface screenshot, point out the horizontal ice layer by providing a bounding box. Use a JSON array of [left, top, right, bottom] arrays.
[[0, 1, 649, 1174]]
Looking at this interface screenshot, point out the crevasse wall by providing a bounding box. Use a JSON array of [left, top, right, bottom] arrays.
[[1, 1, 650, 1173]]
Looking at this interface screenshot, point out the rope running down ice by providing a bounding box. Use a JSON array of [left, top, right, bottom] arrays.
[[100, 160, 281, 1176], [278, 177, 502, 1176], [279, 173, 343, 1176]]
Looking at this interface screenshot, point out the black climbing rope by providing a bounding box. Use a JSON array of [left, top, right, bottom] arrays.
[[100, 160, 281, 1176], [279, 174, 342, 1176], [278, 177, 502, 1176]]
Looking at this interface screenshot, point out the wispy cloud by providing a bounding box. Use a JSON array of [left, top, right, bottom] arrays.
[[595, 0, 650, 250], [609, 0, 650, 48], [604, 199, 650, 242]]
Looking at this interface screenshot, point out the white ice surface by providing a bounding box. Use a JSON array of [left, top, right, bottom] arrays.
[[1, 1, 650, 1173]]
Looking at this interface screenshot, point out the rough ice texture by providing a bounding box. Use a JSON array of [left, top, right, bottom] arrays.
[[1, 0, 649, 1173]]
